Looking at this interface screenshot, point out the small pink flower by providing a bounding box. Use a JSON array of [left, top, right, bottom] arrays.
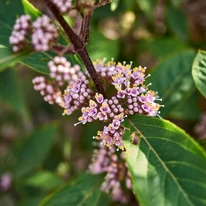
[[97, 112, 108, 121], [95, 93, 104, 103]]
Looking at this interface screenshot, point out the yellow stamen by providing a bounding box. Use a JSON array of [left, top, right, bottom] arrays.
[[78, 116, 82, 121], [97, 131, 102, 136], [82, 107, 89, 113], [89, 100, 96, 107], [101, 102, 107, 108], [118, 113, 124, 119], [119, 145, 125, 150]]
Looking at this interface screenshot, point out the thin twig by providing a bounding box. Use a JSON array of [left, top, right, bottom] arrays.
[[94, 0, 112, 9], [79, 8, 93, 44], [52, 44, 76, 55], [82, 9, 93, 44], [44, 0, 107, 97]]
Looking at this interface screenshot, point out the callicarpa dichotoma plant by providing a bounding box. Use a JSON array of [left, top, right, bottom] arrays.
[[1, 0, 206, 206]]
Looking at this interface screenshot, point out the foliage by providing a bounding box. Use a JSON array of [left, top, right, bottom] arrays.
[[123, 115, 206, 206], [192, 50, 206, 98], [40, 174, 103, 206]]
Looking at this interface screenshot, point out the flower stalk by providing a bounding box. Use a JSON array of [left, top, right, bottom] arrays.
[[44, 0, 107, 98]]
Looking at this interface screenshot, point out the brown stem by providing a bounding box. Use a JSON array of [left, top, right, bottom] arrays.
[[45, 0, 83, 48], [52, 44, 76, 54], [81, 9, 93, 44], [76, 0, 79, 5], [94, 0, 112, 9], [77, 47, 107, 97], [44, 0, 107, 97]]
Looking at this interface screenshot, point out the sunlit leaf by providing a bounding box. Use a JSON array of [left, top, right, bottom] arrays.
[[192, 50, 206, 98], [111, 0, 120, 11], [21, 0, 41, 19], [123, 114, 206, 206]]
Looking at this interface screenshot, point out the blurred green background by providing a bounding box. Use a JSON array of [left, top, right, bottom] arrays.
[[0, 0, 206, 205]]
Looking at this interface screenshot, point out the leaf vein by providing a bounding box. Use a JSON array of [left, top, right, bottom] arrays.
[[128, 118, 195, 206]]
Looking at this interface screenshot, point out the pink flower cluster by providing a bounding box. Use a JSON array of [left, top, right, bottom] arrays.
[[79, 95, 124, 123], [78, 95, 125, 149], [32, 58, 162, 203], [51, 0, 73, 14], [9, 15, 31, 52], [93, 59, 116, 80], [95, 60, 161, 116], [33, 56, 93, 115], [49, 56, 82, 86], [0, 172, 12, 192], [195, 112, 206, 139], [33, 58, 162, 150], [32, 76, 63, 105], [76, 60, 162, 150], [63, 78, 93, 115], [48, 56, 93, 115], [89, 145, 132, 204], [32, 15, 59, 51], [10, 15, 59, 52]]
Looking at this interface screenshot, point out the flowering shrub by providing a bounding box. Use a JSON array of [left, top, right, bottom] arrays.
[[1, 0, 206, 206], [33, 56, 162, 150]]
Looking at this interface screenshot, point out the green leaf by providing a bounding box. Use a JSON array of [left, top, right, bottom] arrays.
[[22, 52, 83, 75], [20, 52, 79, 74], [0, 0, 24, 47], [0, 69, 29, 117], [170, 91, 201, 120], [88, 29, 119, 61], [136, 0, 157, 20], [192, 50, 206, 98], [18, 197, 44, 206], [149, 50, 196, 117], [21, 52, 78, 75], [0, 0, 35, 72], [198, 139, 206, 151], [170, 0, 184, 7], [123, 114, 206, 206], [21, 0, 41, 19], [96, 193, 110, 206], [0, 47, 32, 72], [166, 4, 188, 41], [123, 0, 136, 10], [40, 174, 102, 206], [111, 0, 120, 11], [24, 171, 63, 190], [21, 52, 53, 74], [0, 0, 70, 74], [14, 124, 58, 178], [139, 38, 187, 59]]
